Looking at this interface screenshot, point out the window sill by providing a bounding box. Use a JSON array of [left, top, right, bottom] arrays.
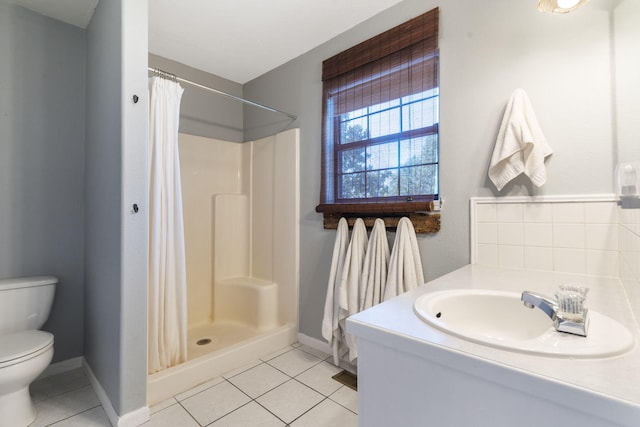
[[315, 202, 440, 234]]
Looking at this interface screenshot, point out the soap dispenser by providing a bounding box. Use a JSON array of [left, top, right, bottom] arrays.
[[615, 161, 640, 208]]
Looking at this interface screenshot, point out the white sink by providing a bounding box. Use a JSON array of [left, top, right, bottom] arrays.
[[413, 289, 635, 358]]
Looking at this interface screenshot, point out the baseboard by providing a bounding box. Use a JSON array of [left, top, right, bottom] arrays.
[[38, 356, 83, 379], [83, 358, 150, 427], [297, 332, 331, 354], [297, 333, 357, 374]]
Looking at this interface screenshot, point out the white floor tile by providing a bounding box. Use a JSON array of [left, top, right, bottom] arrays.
[[256, 379, 324, 424], [290, 398, 358, 427], [149, 397, 177, 415], [260, 345, 295, 362], [222, 359, 262, 379], [140, 403, 199, 427], [295, 361, 343, 396], [31, 368, 90, 402], [48, 406, 111, 427], [266, 348, 323, 377], [180, 380, 251, 425], [209, 401, 285, 426], [329, 386, 358, 413], [31, 385, 100, 427], [227, 363, 290, 398]]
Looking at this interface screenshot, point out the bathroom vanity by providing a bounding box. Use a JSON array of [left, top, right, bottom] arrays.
[[347, 265, 640, 427]]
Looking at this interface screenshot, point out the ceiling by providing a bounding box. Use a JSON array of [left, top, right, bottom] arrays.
[[10, 0, 405, 84]]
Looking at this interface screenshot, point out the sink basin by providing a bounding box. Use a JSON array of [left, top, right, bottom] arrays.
[[413, 289, 635, 358]]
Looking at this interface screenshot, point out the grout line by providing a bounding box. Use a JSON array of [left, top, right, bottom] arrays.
[[44, 404, 103, 427], [177, 400, 203, 427]]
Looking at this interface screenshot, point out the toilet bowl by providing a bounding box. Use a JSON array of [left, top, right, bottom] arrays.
[[0, 276, 57, 427], [0, 331, 54, 426]]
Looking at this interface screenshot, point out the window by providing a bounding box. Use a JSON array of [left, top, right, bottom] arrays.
[[319, 8, 440, 214]]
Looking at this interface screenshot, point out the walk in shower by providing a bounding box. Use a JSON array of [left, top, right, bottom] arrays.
[[147, 128, 299, 404]]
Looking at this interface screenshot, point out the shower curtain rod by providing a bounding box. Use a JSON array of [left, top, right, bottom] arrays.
[[148, 67, 297, 121]]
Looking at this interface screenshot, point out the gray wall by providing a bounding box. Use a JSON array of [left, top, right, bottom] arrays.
[[0, 3, 85, 362], [85, 0, 148, 416], [149, 53, 244, 142], [243, 0, 617, 341]]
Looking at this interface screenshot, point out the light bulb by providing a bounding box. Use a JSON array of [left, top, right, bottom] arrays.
[[557, 0, 580, 9]]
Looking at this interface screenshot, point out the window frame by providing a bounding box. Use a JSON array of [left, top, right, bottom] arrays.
[[331, 89, 440, 204]]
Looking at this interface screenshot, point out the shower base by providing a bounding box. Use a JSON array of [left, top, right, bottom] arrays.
[[147, 322, 297, 405]]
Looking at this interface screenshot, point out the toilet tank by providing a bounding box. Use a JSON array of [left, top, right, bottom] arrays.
[[0, 276, 57, 335]]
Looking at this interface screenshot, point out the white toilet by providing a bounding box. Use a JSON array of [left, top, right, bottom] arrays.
[[0, 276, 57, 427]]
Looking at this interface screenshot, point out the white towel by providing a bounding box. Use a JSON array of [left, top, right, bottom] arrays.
[[359, 218, 390, 312], [338, 218, 368, 362], [384, 217, 425, 301], [321, 218, 349, 365], [488, 88, 552, 191]]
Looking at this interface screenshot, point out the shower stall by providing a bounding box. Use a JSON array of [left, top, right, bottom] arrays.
[[147, 128, 299, 404]]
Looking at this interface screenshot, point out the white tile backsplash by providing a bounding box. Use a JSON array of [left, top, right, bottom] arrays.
[[585, 202, 618, 223], [476, 203, 498, 222], [476, 223, 498, 244], [524, 223, 553, 247], [553, 248, 586, 274], [471, 196, 623, 276], [552, 223, 585, 249], [585, 224, 618, 251], [524, 246, 554, 271], [496, 203, 523, 222], [523, 203, 553, 222], [552, 202, 585, 223], [497, 223, 524, 245]]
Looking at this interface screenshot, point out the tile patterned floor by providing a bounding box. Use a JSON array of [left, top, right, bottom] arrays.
[[29, 343, 357, 426]]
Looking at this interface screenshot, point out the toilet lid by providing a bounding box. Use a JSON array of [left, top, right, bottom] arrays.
[[0, 330, 53, 364]]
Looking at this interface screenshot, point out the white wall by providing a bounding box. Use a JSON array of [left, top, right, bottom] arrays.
[[0, 3, 86, 362], [149, 54, 244, 142], [613, 0, 640, 162], [85, 0, 148, 418], [243, 0, 618, 342]]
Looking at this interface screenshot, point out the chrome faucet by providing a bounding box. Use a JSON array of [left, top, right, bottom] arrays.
[[521, 291, 589, 337]]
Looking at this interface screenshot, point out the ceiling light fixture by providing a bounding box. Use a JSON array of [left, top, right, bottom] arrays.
[[537, 0, 591, 14]]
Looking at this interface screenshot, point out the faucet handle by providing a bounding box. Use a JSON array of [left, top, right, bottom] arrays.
[[555, 284, 589, 321]]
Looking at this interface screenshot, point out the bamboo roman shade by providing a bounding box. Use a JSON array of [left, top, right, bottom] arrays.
[[319, 7, 440, 208]]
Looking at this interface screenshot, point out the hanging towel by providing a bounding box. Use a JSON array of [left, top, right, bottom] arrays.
[[322, 218, 350, 366], [384, 217, 425, 301], [338, 218, 368, 363], [359, 218, 390, 312], [488, 88, 553, 191]]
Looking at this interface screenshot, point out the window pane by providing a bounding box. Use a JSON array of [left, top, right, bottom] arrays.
[[400, 135, 438, 166], [340, 147, 366, 173], [345, 107, 368, 119], [369, 99, 400, 113], [402, 88, 439, 104], [400, 164, 438, 196], [366, 169, 398, 198], [367, 142, 399, 170], [401, 97, 439, 130], [369, 108, 400, 138], [341, 116, 368, 144], [340, 172, 366, 199]]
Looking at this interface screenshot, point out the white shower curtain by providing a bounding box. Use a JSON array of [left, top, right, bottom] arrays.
[[148, 76, 188, 374]]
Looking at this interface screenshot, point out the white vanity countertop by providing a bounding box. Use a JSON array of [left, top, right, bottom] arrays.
[[347, 264, 640, 410]]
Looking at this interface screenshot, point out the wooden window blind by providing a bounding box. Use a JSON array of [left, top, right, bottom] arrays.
[[317, 7, 440, 233]]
